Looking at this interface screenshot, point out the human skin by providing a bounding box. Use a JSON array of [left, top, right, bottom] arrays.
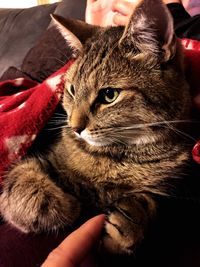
[[163, 0, 181, 3], [41, 215, 105, 267], [85, 0, 183, 26], [85, 0, 138, 26]]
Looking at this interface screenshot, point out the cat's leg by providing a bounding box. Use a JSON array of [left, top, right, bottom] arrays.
[[103, 195, 156, 254], [0, 158, 80, 233]]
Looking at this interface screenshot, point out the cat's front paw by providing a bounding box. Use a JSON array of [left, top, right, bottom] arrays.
[[103, 211, 144, 254], [0, 169, 80, 233]]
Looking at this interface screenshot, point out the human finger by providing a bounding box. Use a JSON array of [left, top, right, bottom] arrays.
[[112, 1, 137, 16], [42, 214, 105, 267]]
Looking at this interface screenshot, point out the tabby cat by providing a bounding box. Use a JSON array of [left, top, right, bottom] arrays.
[[0, 0, 192, 254]]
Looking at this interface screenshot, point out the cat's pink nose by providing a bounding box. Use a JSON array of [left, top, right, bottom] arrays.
[[72, 127, 84, 135]]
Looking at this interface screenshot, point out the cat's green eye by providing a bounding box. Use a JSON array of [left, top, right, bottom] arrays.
[[68, 84, 75, 97], [98, 88, 120, 104]]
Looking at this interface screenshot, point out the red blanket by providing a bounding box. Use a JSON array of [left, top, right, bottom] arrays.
[[0, 40, 200, 185], [0, 61, 73, 184]]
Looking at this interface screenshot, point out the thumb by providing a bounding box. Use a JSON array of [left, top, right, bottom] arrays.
[[41, 214, 105, 267]]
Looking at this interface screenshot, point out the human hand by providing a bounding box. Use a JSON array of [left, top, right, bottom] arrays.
[[41, 214, 105, 267]]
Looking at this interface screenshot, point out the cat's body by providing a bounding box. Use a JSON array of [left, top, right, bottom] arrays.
[[0, 0, 195, 254]]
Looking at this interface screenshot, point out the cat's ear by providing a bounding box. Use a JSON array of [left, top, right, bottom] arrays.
[[119, 0, 176, 62], [51, 14, 98, 57]]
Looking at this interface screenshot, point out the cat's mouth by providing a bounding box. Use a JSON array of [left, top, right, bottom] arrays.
[[78, 129, 112, 147], [74, 128, 158, 147]]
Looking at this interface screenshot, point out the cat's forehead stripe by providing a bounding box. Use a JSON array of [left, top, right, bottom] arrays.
[[76, 36, 123, 92]]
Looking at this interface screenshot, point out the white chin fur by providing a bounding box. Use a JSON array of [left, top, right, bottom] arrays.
[[78, 129, 157, 147], [80, 130, 111, 147]]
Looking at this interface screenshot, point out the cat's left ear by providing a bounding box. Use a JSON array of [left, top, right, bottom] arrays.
[[119, 0, 176, 62], [51, 14, 98, 57]]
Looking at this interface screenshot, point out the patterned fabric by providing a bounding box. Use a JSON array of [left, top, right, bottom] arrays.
[[0, 61, 73, 184], [182, 38, 200, 99]]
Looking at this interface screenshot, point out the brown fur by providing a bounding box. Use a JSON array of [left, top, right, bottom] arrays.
[[0, 0, 193, 254]]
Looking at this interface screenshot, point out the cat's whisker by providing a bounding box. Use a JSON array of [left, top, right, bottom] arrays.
[[47, 123, 66, 126], [50, 119, 67, 123], [41, 56, 68, 66], [48, 119, 67, 123], [161, 122, 197, 142], [47, 119, 68, 123], [54, 112, 67, 117], [88, 118, 197, 144], [46, 125, 70, 131], [103, 134, 129, 146], [47, 122, 67, 127], [111, 120, 198, 131], [90, 132, 122, 146], [109, 132, 141, 141], [88, 120, 197, 136], [46, 122, 64, 128], [112, 138, 128, 146], [49, 46, 71, 60], [50, 116, 67, 119]]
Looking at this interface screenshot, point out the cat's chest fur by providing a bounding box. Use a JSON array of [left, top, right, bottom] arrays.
[[48, 132, 190, 206], [52, 135, 133, 184]]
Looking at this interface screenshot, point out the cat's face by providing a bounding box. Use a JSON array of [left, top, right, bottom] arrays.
[[56, 0, 191, 150]]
